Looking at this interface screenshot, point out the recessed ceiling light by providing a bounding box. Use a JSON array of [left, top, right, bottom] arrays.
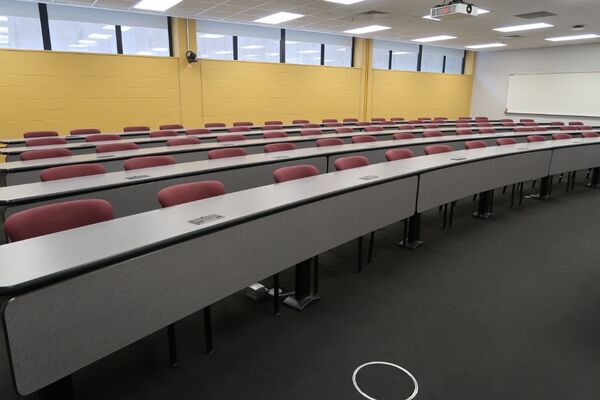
[[152, 47, 169, 51], [198, 33, 224, 39], [412, 35, 457, 43], [133, 0, 183, 12], [254, 12, 303, 24], [465, 43, 507, 49], [0, 16, 8, 22], [493, 22, 553, 33], [298, 50, 320, 54], [545, 33, 600, 42], [241, 45, 264, 49], [324, 0, 365, 4], [88, 33, 112, 40], [344, 25, 391, 34]]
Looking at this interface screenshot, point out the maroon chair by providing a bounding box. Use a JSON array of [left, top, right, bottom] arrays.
[[263, 125, 283, 130], [393, 133, 415, 140], [456, 129, 474, 136], [70, 128, 101, 136], [205, 122, 226, 128], [532, 127, 547, 132], [159, 124, 183, 130], [322, 119, 338, 123], [582, 132, 600, 138], [300, 129, 322, 136], [264, 143, 297, 153], [476, 123, 493, 127], [385, 149, 414, 161], [515, 127, 533, 132], [273, 164, 319, 183], [40, 164, 106, 181], [364, 126, 383, 132], [423, 131, 443, 138], [343, 118, 359, 123], [302, 123, 320, 129], [335, 127, 354, 134], [20, 148, 72, 161], [123, 126, 150, 132], [265, 120, 283, 126], [434, 117, 448, 121], [23, 131, 59, 138], [217, 134, 246, 142], [549, 121, 565, 126], [519, 119, 534, 123], [351, 135, 377, 144], [233, 121, 253, 127], [568, 121, 583, 126], [527, 135, 546, 142], [96, 143, 140, 153], [124, 156, 176, 170], [559, 126, 576, 131], [502, 122, 517, 127], [150, 130, 178, 138], [424, 124, 439, 129], [578, 126, 593, 131], [456, 123, 471, 128], [479, 128, 496, 134], [553, 133, 573, 140], [292, 119, 310, 124], [85, 134, 121, 142], [475, 117, 489, 121], [263, 131, 288, 139], [465, 140, 487, 149], [496, 138, 517, 146], [418, 117, 431, 121], [458, 117, 471, 120], [522, 121, 538, 126], [5, 199, 113, 242], [166, 137, 201, 146], [25, 137, 67, 147], [324, 122, 343, 127], [316, 138, 344, 147], [357, 121, 372, 126], [500, 119, 513, 123], [208, 148, 247, 159], [186, 128, 211, 135], [424, 144, 452, 155], [390, 117, 404, 122], [398, 125, 415, 130], [228, 126, 251, 133], [408, 120, 421, 125], [371, 117, 386, 122]]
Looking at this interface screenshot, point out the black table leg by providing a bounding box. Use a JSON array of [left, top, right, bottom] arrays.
[[283, 259, 320, 311], [473, 190, 494, 219], [398, 213, 424, 250], [527, 176, 552, 200], [588, 167, 600, 189]]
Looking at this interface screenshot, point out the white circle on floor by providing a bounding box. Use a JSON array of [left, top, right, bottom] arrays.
[[352, 361, 418, 400]]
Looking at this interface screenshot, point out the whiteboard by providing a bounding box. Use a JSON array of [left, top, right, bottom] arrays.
[[505, 72, 600, 117]]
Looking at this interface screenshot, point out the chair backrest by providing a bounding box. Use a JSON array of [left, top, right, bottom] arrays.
[[265, 120, 283, 126], [40, 163, 106, 181], [5, 199, 113, 242], [85, 134, 121, 142], [393, 132, 415, 140], [582, 132, 600, 138], [456, 129, 473, 136], [496, 138, 518, 146], [323, 119, 338, 123], [552, 133, 573, 140], [476, 122, 492, 127], [316, 138, 344, 147], [150, 130, 178, 138], [123, 126, 150, 132], [475, 116, 489, 121], [423, 124, 439, 129], [205, 122, 226, 128], [568, 121, 583, 126], [124, 155, 176, 170], [273, 164, 319, 183], [371, 117, 385, 122], [263, 131, 288, 139], [264, 143, 297, 153], [408, 120, 421, 125], [217, 134, 246, 142], [398, 125, 415, 130], [300, 129, 322, 136], [520, 119, 535, 123], [96, 143, 140, 153], [159, 124, 184, 130], [578, 125, 593, 130], [522, 121, 538, 126], [385, 148, 414, 161], [186, 128, 211, 135], [335, 155, 370, 171], [458, 116, 471, 120], [20, 148, 73, 161], [158, 181, 225, 208], [500, 119, 513, 123], [335, 127, 354, 134], [351, 135, 376, 144], [25, 137, 67, 147], [228, 126, 251, 132], [514, 127, 532, 132], [302, 123, 320, 129], [166, 137, 202, 146], [70, 128, 101, 136], [549, 121, 565, 126], [424, 144, 452, 155], [532, 126, 547, 131], [263, 125, 283, 130], [293, 119, 310, 124], [324, 122, 343, 127], [479, 128, 496, 134], [434, 117, 448, 121], [418, 117, 431, 121], [502, 122, 517, 127], [526, 135, 546, 142], [456, 123, 471, 128], [343, 118, 359, 123], [423, 130, 443, 138], [23, 131, 59, 138], [233, 121, 253, 127], [559, 126, 575, 131], [208, 148, 247, 159], [357, 121, 372, 126], [465, 140, 487, 149], [390, 117, 404, 121], [364, 126, 383, 132]]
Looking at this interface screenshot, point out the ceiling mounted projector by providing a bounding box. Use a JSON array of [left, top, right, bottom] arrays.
[[430, 0, 479, 19]]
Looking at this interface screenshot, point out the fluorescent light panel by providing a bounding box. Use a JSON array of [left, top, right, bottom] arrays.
[[241, 45, 264, 49], [0, 16, 8, 22], [344, 25, 391, 34], [412, 35, 456, 43], [494, 22, 553, 33], [392, 51, 411, 55], [254, 12, 303, 24], [198, 33, 224, 39], [324, 0, 365, 4], [465, 43, 507, 49], [88, 33, 111, 39], [0, 27, 8, 33], [545, 34, 600, 42], [133, 0, 183, 12]]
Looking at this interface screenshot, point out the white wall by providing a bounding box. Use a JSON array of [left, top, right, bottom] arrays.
[[471, 42, 600, 124]]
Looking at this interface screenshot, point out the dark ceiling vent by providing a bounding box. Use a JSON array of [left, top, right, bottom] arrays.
[[356, 10, 391, 16], [515, 11, 557, 19]]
